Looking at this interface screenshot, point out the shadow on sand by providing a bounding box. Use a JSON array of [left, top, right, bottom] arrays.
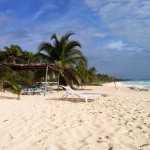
[[47, 97, 94, 104], [0, 96, 17, 100]]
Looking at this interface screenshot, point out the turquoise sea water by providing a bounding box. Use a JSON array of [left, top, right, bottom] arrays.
[[121, 80, 150, 89]]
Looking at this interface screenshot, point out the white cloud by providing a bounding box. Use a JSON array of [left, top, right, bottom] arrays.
[[103, 40, 143, 52], [84, 0, 104, 11], [105, 41, 125, 50], [0, 18, 94, 52], [78, 27, 107, 38], [32, 3, 57, 21], [84, 0, 150, 51]]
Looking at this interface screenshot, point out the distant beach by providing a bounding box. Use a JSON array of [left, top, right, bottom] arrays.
[[120, 80, 150, 89]]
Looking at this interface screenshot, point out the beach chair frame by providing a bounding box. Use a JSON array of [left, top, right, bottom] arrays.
[[60, 85, 101, 104]]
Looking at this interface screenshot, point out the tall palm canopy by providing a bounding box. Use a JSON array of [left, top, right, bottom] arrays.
[[37, 32, 87, 87]]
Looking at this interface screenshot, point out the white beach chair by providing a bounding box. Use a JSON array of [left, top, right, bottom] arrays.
[[18, 84, 31, 95], [60, 85, 101, 105]]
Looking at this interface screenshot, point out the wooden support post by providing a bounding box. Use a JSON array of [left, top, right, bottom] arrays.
[[44, 62, 48, 96]]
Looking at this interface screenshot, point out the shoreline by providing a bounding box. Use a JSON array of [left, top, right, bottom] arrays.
[[0, 84, 150, 150], [117, 80, 150, 90]]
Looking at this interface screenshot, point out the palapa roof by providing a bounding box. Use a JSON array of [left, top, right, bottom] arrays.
[[1, 63, 55, 70]]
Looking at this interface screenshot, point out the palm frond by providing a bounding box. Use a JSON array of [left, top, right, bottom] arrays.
[[38, 42, 52, 53], [63, 32, 74, 40]]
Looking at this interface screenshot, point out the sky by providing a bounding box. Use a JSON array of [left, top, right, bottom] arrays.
[[0, 0, 150, 79]]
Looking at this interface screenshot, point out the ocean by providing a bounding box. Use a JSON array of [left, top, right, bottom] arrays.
[[121, 80, 150, 89]]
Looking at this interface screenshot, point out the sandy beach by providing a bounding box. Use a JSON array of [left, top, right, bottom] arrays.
[[0, 83, 150, 150]]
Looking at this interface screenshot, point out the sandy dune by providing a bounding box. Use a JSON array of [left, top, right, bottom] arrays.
[[0, 83, 150, 150]]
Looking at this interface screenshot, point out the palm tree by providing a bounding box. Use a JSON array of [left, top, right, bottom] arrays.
[[37, 32, 87, 88], [0, 50, 3, 62], [21, 51, 33, 64], [75, 62, 89, 85], [0, 64, 12, 91], [0, 50, 9, 63], [4, 45, 23, 64], [87, 67, 97, 84], [8, 82, 22, 100], [89, 67, 97, 76]]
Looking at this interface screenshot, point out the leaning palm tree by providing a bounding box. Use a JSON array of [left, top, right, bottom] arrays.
[[37, 32, 87, 88]]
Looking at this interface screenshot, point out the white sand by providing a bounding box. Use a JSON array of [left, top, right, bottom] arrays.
[[0, 83, 150, 150]]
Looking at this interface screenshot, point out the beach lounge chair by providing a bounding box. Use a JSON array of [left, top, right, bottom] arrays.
[[18, 84, 31, 95], [33, 85, 44, 94], [19, 84, 43, 95], [34, 85, 51, 95], [60, 85, 101, 105], [21, 88, 30, 95]]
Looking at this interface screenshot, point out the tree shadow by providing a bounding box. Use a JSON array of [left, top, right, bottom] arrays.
[[0, 96, 17, 100]]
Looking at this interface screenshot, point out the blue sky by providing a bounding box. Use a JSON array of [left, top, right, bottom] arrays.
[[0, 0, 150, 79]]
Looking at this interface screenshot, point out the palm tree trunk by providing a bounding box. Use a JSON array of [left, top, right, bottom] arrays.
[[57, 71, 60, 90], [0, 80, 4, 91], [60, 72, 75, 89], [17, 94, 20, 100]]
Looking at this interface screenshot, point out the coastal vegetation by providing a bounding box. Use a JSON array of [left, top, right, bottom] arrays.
[[0, 32, 117, 94]]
